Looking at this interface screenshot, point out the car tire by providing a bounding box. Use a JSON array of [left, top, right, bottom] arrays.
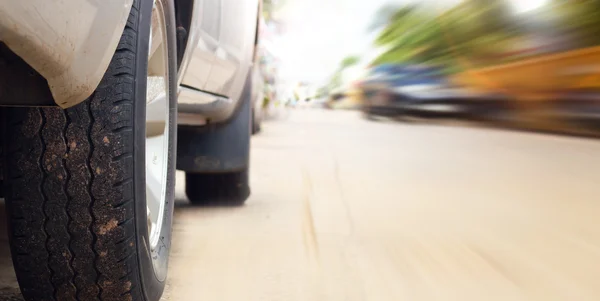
[[2, 0, 177, 300], [363, 112, 377, 121], [361, 105, 377, 121], [185, 171, 250, 206]]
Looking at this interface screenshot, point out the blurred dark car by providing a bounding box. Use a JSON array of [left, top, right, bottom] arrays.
[[360, 64, 501, 119]]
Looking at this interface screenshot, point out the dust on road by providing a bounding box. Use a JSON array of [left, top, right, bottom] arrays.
[[2, 110, 600, 301]]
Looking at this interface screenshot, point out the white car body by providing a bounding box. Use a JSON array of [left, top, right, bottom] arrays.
[[0, 0, 260, 123], [0, 0, 134, 107]]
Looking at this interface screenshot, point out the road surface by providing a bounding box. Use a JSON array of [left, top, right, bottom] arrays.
[[1, 109, 600, 300]]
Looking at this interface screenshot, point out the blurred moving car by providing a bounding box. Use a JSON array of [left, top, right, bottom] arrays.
[[360, 64, 495, 119], [367, 0, 600, 134], [0, 0, 261, 299]]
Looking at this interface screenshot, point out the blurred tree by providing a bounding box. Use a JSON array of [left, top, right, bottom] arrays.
[[372, 0, 600, 73], [368, 4, 403, 32], [371, 0, 519, 73], [550, 0, 600, 48], [340, 56, 360, 69], [315, 86, 329, 98], [373, 5, 422, 47], [323, 55, 361, 94]]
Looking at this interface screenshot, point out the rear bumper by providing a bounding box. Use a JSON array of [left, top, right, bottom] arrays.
[[0, 0, 133, 107]]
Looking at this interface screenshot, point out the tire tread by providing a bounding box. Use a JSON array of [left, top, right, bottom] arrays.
[[186, 171, 250, 206], [3, 1, 147, 300]]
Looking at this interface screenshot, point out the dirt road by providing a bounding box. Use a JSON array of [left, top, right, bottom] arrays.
[[2, 109, 600, 300]]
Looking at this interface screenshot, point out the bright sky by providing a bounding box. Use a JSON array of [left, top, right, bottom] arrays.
[[272, 0, 392, 84], [270, 0, 546, 85]]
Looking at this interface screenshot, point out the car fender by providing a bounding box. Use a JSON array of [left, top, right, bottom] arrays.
[[0, 0, 133, 108]]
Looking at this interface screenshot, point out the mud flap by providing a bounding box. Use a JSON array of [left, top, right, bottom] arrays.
[[176, 76, 252, 173]]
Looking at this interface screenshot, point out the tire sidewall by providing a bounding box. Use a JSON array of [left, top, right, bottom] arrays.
[[134, 0, 177, 299]]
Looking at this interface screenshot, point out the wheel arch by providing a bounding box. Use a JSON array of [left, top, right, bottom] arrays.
[[0, 0, 134, 108]]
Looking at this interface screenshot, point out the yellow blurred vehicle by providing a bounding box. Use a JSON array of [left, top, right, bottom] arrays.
[[440, 1, 600, 134], [451, 45, 600, 133], [326, 87, 364, 110], [453, 45, 600, 100], [344, 87, 365, 107]]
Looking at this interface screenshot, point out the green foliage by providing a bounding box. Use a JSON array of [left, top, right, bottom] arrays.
[[316, 86, 329, 98], [374, 6, 422, 47], [340, 56, 360, 69], [368, 0, 600, 73], [368, 4, 402, 32], [551, 0, 600, 48], [324, 55, 361, 92], [371, 0, 517, 73]]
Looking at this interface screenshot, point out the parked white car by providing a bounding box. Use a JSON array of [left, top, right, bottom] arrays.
[[0, 0, 261, 300]]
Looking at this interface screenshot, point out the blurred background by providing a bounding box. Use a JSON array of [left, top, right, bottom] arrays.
[[257, 0, 600, 137], [235, 2, 600, 299], [2, 0, 600, 300]]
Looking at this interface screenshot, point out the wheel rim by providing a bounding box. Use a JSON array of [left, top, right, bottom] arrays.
[[146, 0, 169, 250]]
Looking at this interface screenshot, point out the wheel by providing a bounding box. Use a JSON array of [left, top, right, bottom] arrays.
[[392, 113, 411, 122], [361, 106, 377, 121], [2, 0, 177, 300], [186, 171, 250, 206], [362, 111, 374, 120]]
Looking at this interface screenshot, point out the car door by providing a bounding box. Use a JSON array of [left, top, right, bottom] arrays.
[[180, 0, 258, 105], [204, 0, 259, 102], [179, 0, 222, 91]]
